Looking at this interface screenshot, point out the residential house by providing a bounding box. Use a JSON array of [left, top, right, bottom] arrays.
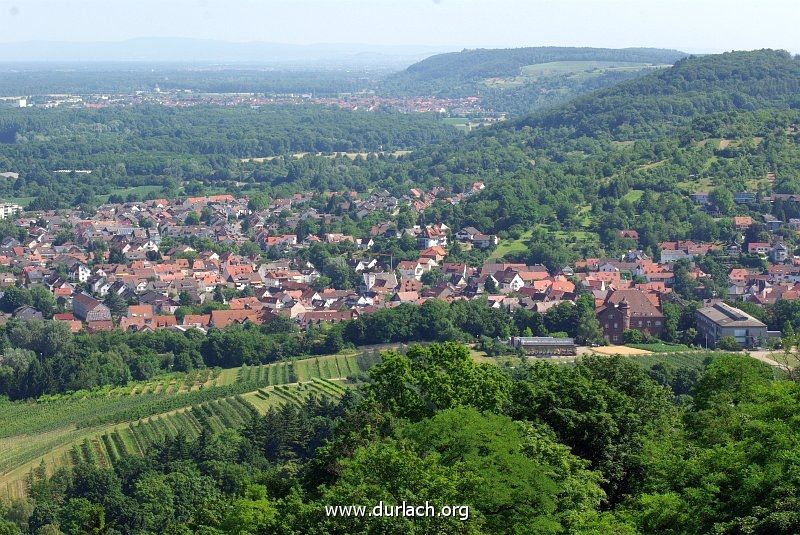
[[72, 293, 112, 322], [397, 260, 424, 281], [748, 242, 771, 256]]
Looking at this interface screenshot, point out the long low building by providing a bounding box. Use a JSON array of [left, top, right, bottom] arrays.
[[695, 301, 772, 348], [510, 336, 577, 356]]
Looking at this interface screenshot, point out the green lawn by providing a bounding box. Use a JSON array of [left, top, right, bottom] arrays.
[[490, 230, 532, 260], [623, 189, 644, 202], [441, 117, 471, 132], [4, 196, 34, 207], [676, 176, 714, 194]]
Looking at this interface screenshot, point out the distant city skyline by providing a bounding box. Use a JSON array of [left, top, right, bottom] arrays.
[[0, 0, 798, 55]]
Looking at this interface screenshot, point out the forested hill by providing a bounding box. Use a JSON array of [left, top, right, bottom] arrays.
[[381, 48, 800, 246], [380, 47, 687, 115], [520, 49, 800, 138], [388, 46, 686, 86]]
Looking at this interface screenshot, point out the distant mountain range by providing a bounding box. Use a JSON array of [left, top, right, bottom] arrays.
[[0, 37, 453, 68]]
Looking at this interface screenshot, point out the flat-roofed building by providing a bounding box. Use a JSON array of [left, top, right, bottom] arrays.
[[0, 203, 22, 220], [696, 302, 769, 348]]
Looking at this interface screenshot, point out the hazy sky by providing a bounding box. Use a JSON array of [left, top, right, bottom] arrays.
[[0, 0, 798, 53]]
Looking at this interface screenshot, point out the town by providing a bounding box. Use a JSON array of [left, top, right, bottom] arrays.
[[3, 89, 495, 118], [0, 181, 795, 356], [0, 18, 799, 531]]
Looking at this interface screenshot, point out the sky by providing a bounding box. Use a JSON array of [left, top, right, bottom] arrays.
[[0, 0, 798, 54]]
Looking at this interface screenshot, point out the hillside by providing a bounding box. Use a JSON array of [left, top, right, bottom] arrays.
[[521, 49, 800, 138], [380, 46, 688, 115], [0, 351, 382, 499], [361, 50, 800, 256]]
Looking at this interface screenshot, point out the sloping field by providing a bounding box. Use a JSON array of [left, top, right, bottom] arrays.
[[0, 351, 381, 499]]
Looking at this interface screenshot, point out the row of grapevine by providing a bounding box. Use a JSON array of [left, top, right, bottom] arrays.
[[243, 378, 349, 414], [235, 351, 382, 388], [85, 396, 259, 463], [36, 368, 220, 402], [237, 361, 294, 385], [2, 351, 385, 499]]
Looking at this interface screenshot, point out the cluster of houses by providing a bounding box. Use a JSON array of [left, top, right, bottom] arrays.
[[0, 189, 500, 334], [17, 89, 492, 117], [0, 189, 794, 351]]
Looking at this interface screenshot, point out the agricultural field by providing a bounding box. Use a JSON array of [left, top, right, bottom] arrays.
[[483, 61, 668, 89], [441, 117, 472, 132], [243, 377, 349, 414], [521, 60, 666, 79], [0, 351, 381, 499], [625, 350, 722, 371]]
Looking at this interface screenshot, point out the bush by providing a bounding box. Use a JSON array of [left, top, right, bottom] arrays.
[[623, 329, 645, 344], [716, 336, 742, 351]]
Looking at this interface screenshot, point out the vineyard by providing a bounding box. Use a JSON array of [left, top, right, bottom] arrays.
[[243, 377, 348, 413], [626, 350, 726, 371], [0, 350, 382, 499], [233, 351, 381, 385]]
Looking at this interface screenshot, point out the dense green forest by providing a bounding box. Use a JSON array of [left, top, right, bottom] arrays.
[[0, 105, 457, 205], [3, 342, 800, 534]]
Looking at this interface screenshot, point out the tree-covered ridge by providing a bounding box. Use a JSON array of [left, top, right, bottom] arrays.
[[524, 49, 800, 138], [384, 46, 686, 93], [371, 50, 800, 260]]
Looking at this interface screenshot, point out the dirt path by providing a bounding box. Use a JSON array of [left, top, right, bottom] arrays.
[[747, 350, 795, 370]]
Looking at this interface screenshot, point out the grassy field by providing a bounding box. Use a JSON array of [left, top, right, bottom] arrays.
[[676, 176, 714, 194], [483, 61, 667, 89], [468, 348, 525, 367], [491, 222, 599, 261], [0, 351, 382, 499], [441, 117, 471, 132], [521, 61, 663, 78], [622, 189, 644, 202], [490, 230, 533, 260]]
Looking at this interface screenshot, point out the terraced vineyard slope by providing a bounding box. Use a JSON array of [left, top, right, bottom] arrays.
[[0, 351, 381, 498]]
